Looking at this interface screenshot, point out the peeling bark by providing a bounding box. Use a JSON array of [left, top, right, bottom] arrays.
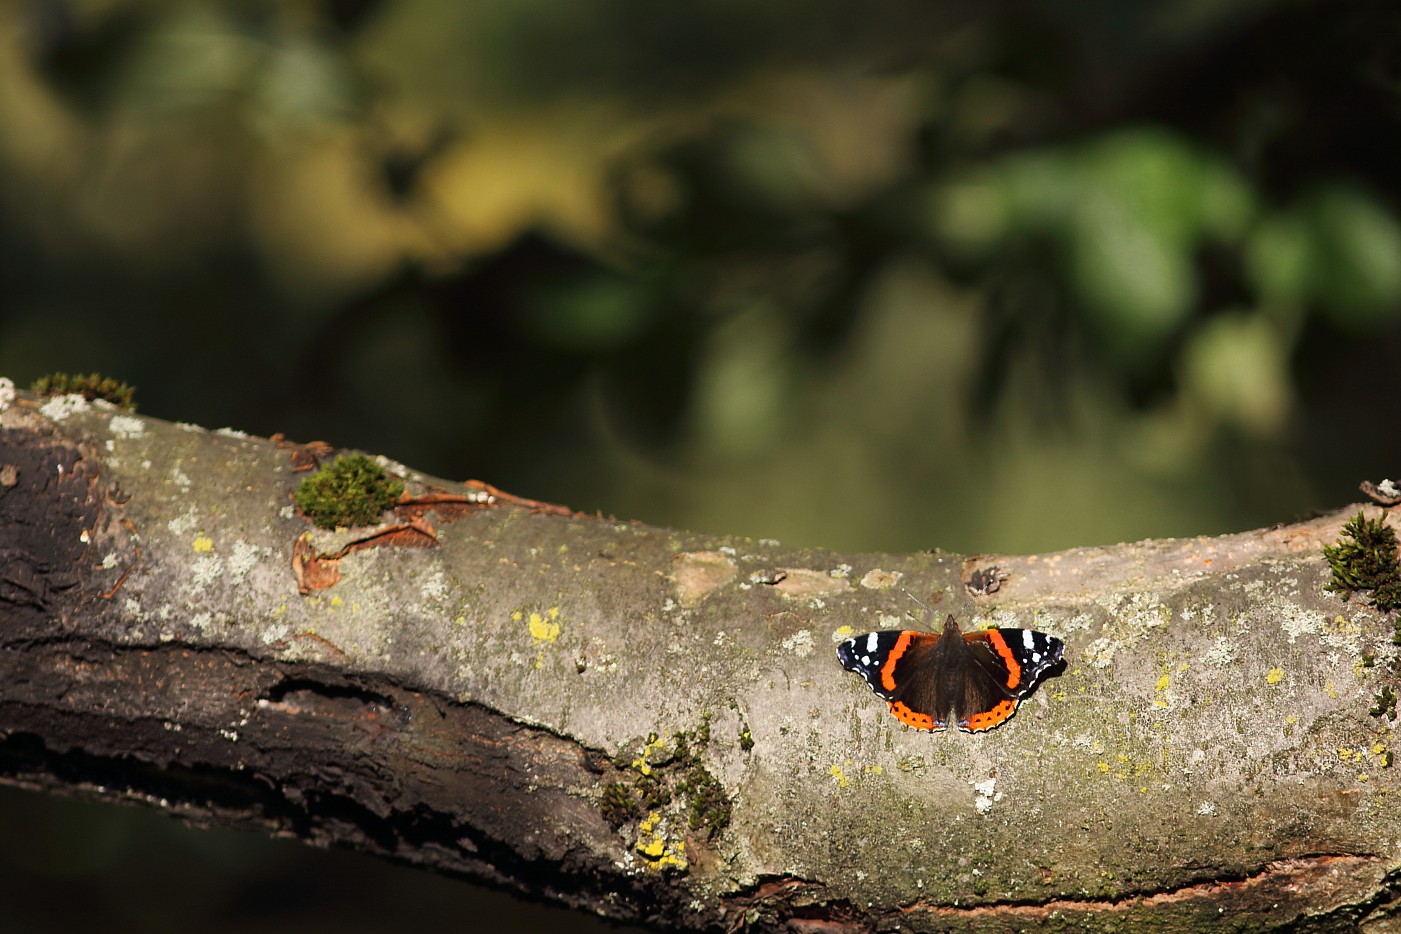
[[2, 389, 1401, 932]]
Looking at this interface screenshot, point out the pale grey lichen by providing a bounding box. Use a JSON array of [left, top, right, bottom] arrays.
[[1203, 636, 1238, 667], [781, 629, 815, 657], [167, 509, 200, 535], [39, 394, 91, 422], [108, 415, 146, 439], [420, 570, 449, 602], [191, 555, 223, 591], [227, 540, 263, 583]]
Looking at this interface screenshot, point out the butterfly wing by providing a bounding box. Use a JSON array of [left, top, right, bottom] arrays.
[[837, 630, 949, 731], [956, 628, 1065, 732], [838, 625, 1066, 734]]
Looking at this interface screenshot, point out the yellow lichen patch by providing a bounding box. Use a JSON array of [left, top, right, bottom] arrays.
[[1329, 614, 1362, 638], [670, 551, 738, 608], [654, 846, 686, 871], [829, 763, 850, 788], [637, 815, 664, 857], [528, 607, 562, 643], [773, 568, 852, 601], [1153, 673, 1171, 709], [192, 535, 214, 553], [1266, 667, 1285, 685], [833, 625, 855, 640], [634, 812, 687, 871], [631, 734, 668, 777], [329, 595, 344, 608]]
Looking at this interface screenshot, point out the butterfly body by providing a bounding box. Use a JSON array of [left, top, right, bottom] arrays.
[[837, 614, 1064, 732]]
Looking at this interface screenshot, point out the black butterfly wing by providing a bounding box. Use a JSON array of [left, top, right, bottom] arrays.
[[956, 628, 1065, 732], [838, 624, 1066, 733]]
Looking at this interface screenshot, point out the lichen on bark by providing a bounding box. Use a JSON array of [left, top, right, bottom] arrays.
[[1, 386, 1400, 931]]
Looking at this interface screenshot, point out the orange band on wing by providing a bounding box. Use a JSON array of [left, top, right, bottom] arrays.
[[888, 700, 942, 731], [980, 630, 1021, 689], [879, 631, 917, 693], [962, 698, 1018, 732]]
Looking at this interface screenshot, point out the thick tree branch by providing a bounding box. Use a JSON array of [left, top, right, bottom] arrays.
[[2, 388, 1399, 932]]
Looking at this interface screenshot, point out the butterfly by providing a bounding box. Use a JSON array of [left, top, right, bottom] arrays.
[[837, 614, 1065, 732]]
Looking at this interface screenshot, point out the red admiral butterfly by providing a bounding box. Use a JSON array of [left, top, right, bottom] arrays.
[[837, 614, 1065, 732]]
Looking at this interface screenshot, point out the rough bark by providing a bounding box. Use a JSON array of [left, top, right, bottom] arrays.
[[2, 388, 1400, 933]]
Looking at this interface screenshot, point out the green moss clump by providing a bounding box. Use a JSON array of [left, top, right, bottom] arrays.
[[634, 773, 670, 810], [1371, 685, 1397, 720], [1323, 512, 1401, 612], [294, 453, 404, 529], [738, 727, 754, 752], [31, 372, 136, 410], [678, 765, 731, 839], [600, 782, 642, 828], [601, 721, 734, 842]]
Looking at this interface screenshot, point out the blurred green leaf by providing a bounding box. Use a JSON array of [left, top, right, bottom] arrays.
[[523, 275, 654, 351], [928, 173, 1011, 257], [1063, 130, 1254, 364], [1305, 184, 1401, 328], [1244, 209, 1314, 306], [1077, 128, 1216, 248], [1180, 312, 1291, 438], [114, 7, 258, 113], [999, 149, 1082, 231], [1068, 192, 1195, 364], [1196, 159, 1253, 242], [253, 36, 360, 124], [940, 128, 1256, 367]]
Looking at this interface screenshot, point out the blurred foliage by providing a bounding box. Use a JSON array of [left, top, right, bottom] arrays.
[[3, 0, 1400, 561], [6, 0, 1401, 929]]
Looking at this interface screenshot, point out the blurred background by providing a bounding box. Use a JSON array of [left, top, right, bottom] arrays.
[[4, 0, 1401, 930]]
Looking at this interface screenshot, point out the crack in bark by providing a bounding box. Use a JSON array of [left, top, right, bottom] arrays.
[[894, 854, 1383, 921], [715, 857, 1394, 932], [0, 636, 704, 929]]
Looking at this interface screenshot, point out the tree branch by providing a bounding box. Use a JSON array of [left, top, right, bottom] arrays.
[[2, 389, 1399, 932]]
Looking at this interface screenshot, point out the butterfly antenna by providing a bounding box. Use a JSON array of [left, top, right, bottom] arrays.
[[900, 589, 933, 614]]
